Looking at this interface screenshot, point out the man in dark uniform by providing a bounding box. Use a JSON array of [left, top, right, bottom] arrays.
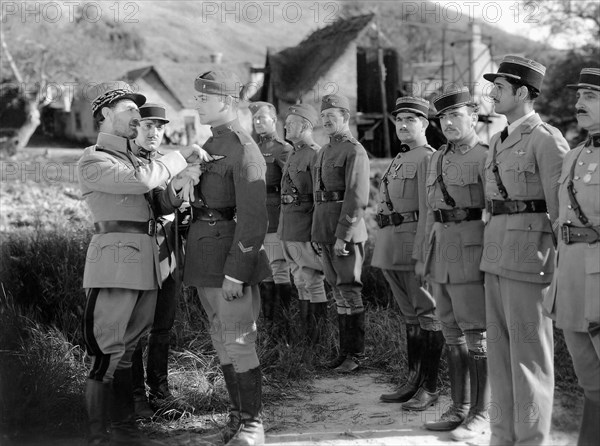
[[168, 71, 271, 446], [279, 103, 327, 343], [130, 103, 191, 418], [372, 96, 444, 411], [481, 55, 569, 445], [249, 101, 293, 333], [422, 86, 490, 438], [312, 93, 370, 373], [544, 68, 600, 446], [79, 82, 204, 445]]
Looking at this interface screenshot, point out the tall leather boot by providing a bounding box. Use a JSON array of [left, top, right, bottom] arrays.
[[425, 344, 470, 431], [202, 364, 241, 445], [260, 282, 276, 323], [308, 302, 328, 345], [402, 329, 444, 411], [110, 368, 165, 446], [577, 397, 600, 446], [131, 340, 153, 419], [298, 299, 310, 338], [380, 324, 424, 403], [335, 312, 365, 373], [451, 351, 491, 440], [275, 283, 292, 341], [85, 379, 110, 446], [325, 314, 348, 368], [227, 367, 264, 446]]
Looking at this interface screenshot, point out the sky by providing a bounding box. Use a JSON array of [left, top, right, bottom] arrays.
[[435, 0, 569, 49]]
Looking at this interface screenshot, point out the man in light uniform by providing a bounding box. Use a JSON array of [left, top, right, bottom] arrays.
[[279, 103, 327, 343], [422, 86, 489, 439], [544, 67, 600, 446], [481, 55, 569, 445], [312, 94, 370, 373], [372, 97, 445, 411]]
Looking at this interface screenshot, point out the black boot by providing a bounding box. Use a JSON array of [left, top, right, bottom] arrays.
[[325, 314, 348, 368], [227, 367, 264, 446], [202, 364, 241, 445], [110, 368, 165, 446], [425, 344, 470, 431], [298, 299, 310, 336], [451, 351, 490, 440], [380, 324, 424, 403], [308, 302, 328, 345], [335, 312, 365, 373], [402, 329, 444, 411], [131, 340, 153, 420], [577, 396, 600, 446], [260, 282, 276, 323], [85, 379, 110, 446], [275, 283, 292, 341]]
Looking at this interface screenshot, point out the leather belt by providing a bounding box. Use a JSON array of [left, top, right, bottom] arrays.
[[281, 193, 313, 205], [561, 225, 600, 245], [192, 207, 236, 223], [94, 220, 156, 236], [486, 199, 547, 216], [266, 185, 281, 194], [314, 190, 345, 202], [434, 208, 483, 223], [376, 211, 419, 228]]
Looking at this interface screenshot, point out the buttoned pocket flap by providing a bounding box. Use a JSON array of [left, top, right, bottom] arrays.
[[461, 226, 484, 246], [505, 155, 536, 174], [333, 153, 347, 167], [506, 214, 552, 233]]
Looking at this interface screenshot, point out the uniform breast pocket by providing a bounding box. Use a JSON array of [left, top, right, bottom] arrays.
[[446, 172, 483, 206], [581, 168, 600, 215], [504, 155, 541, 197], [390, 164, 418, 198]]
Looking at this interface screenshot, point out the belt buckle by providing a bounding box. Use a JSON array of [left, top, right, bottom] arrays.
[[281, 195, 294, 205], [561, 225, 571, 245], [515, 201, 527, 213], [454, 209, 467, 221], [314, 191, 323, 202], [435, 209, 446, 223], [147, 219, 156, 236]]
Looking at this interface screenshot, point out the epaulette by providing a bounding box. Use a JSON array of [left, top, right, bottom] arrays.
[[539, 122, 562, 136], [476, 141, 489, 149], [233, 127, 256, 148]]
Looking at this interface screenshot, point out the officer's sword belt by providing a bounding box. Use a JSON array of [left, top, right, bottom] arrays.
[[486, 199, 547, 215], [191, 206, 236, 223], [94, 220, 156, 236], [376, 211, 419, 228], [281, 193, 313, 204], [314, 190, 345, 202], [433, 208, 483, 223], [561, 225, 600, 245]]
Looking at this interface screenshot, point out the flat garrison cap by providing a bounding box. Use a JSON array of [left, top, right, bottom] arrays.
[[90, 81, 146, 117], [139, 103, 169, 123], [483, 55, 546, 92], [248, 101, 276, 115], [194, 70, 242, 98], [321, 94, 350, 112], [567, 68, 600, 91], [432, 86, 475, 116], [392, 96, 430, 118], [287, 103, 318, 126]]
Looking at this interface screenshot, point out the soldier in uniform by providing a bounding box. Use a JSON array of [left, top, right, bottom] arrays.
[[481, 55, 569, 445], [79, 82, 204, 445], [130, 103, 191, 418], [312, 93, 370, 373], [249, 101, 293, 333], [168, 71, 271, 446], [422, 87, 490, 438], [544, 68, 600, 446], [372, 96, 445, 411], [279, 103, 328, 343]]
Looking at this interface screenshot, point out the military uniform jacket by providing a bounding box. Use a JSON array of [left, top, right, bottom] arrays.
[[311, 131, 370, 244], [182, 120, 271, 288], [423, 134, 488, 284], [277, 140, 320, 242], [544, 139, 600, 331], [79, 132, 187, 290], [371, 144, 434, 271], [480, 113, 569, 283], [258, 133, 292, 233]]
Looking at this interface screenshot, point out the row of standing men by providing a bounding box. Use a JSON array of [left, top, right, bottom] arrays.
[[78, 58, 599, 446]]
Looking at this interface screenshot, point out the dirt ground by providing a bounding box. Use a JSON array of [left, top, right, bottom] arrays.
[[9, 372, 578, 446]]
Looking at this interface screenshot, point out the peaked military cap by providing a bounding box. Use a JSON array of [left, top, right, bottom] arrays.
[[90, 81, 146, 117], [248, 101, 276, 116], [139, 103, 169, 123], [287, 103, 318, 126], [567, 68, 600, 91], [432, 86, 475, 116], [321, 94, 350, 112], [483, 55, 546, 92], [392, 96, 430, 118], [194, 70, 242, 98]]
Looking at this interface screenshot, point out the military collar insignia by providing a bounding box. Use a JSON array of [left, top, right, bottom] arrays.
[[212, 121, 237, 137], [587, 134, 600, 147]]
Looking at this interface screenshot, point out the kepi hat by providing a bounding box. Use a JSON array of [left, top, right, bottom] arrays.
[[392, 96, 430, 118], [567, 68, 600, 91], [432, 86, 475, 116], [139, 103, 169, 123], [483, 55, 546, 92], [90, 81, 146, 116]]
